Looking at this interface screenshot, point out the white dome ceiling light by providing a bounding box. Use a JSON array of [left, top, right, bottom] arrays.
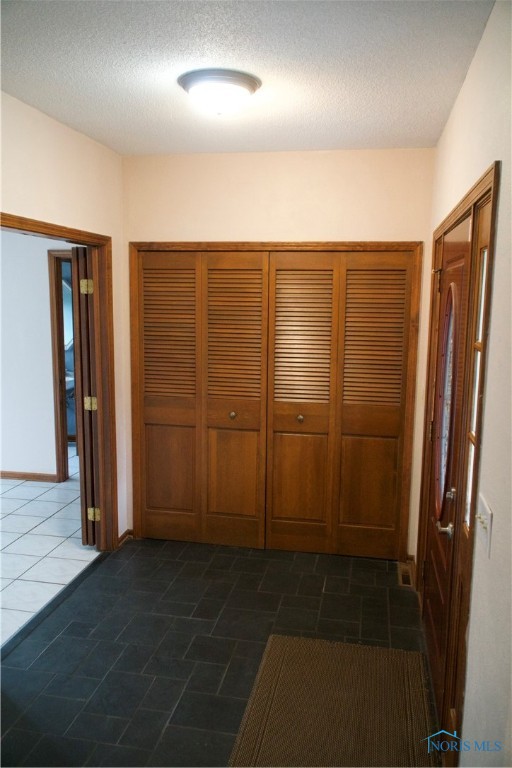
[[178, 68, 262, 115]]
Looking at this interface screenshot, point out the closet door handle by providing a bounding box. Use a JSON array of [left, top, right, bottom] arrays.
[[296, 414, 304, 423], [229, 411, 237, 420]]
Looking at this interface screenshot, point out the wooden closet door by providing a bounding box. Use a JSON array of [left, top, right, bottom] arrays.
[[202, 253, 268, 548], [134, 251, 202, 540], [335, 251, 420, 559], [266, 252, 339, 553]]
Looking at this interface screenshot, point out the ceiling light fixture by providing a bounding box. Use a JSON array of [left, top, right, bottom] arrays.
[[178, 68, 261, 115]]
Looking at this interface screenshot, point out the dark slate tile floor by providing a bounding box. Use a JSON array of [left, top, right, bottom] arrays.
[[1, 540, 426, 767]]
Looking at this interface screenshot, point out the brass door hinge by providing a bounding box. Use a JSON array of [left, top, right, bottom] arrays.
[[80, 278, 94, 295], [87, 507, 100, 522], [84, 396, 98, 411]]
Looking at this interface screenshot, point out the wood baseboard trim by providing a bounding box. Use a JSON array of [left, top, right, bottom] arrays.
[[118, 529, 134, 547], [0, 471, 58, 482]]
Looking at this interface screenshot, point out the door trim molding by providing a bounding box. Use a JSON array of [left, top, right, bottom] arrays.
[[0, 213, 118, 551], [48, 250, 72, 482], [131, 240, 422, 252]]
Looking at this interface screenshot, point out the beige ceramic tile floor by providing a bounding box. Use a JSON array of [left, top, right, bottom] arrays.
[[0, 448, 100, 644]]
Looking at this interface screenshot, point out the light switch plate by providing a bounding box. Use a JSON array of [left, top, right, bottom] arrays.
[[476, 493, 493, 558]]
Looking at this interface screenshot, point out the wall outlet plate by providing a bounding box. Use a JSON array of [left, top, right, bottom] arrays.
[[476, 493, 493, 558]]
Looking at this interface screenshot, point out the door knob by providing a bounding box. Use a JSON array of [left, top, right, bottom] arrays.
[[445, 487, 457, 501], [229, 411, 237, 420], [296, 414, 304, 423], [436, 521, 454, 540]]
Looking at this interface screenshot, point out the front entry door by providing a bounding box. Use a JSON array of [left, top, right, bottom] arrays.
[[422, 215, 472, 714], [420, 164, 499, 749]]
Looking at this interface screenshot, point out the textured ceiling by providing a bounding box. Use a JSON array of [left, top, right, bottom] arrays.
[[1, 0, 494, 156]]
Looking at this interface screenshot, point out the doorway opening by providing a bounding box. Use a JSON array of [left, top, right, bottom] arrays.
[[0, 214, 118, 554], [0, 215, 118, 645]]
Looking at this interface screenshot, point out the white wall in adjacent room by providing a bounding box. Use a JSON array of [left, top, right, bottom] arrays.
[[0, 232, 66, 474]]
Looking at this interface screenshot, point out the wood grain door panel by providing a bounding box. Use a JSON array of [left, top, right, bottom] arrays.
[[202, 252, 268, 548], [335, 252, 419, 559], [267, 252, 339, 553], [338, 435, 399, 557], [208, 428, 260, 516], [272, 432, 328, 521], [146, 425, 195, 512], [138, 251, 202, 541]]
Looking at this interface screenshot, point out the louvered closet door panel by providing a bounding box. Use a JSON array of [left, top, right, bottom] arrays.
[[138, 252, 202, 540], [267, 252, 339, 553], [335, 252, 416, 558], [202, 253, 268, 548]]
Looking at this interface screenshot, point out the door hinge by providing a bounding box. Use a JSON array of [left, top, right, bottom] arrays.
[[84, 396, 98, 411], [80, 278, 94, 295], [429, 420, 434, 442], [432, 267, 442, 292], [87, 507, 100, 522]]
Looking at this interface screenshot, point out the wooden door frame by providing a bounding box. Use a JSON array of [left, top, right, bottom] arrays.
[[130, 240, 421, 560], [1, 213, 118, 551], [416, 163, 500, 740], [48, 250, 73, 482]]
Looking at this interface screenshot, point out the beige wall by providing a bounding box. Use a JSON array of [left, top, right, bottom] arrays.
[[124, 147, 435, 553], [1, 89, 436, 551], [0, 93, 131, 533], [1, 84, 437, 557], [1, 94, 123, 235], [431, 3, 511, 763], [124, 149, 434, 243]]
